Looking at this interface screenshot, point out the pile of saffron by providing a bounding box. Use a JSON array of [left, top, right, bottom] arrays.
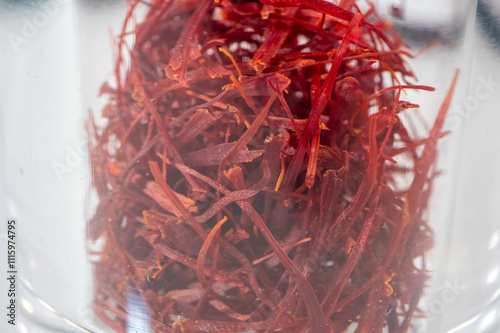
[[88, 0, 458, 332]]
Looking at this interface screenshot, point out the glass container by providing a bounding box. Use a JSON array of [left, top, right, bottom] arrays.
[[1, 0, 497, 332]]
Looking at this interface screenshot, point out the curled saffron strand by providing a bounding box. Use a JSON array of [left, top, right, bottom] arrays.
[[197, 216, 228, 288]]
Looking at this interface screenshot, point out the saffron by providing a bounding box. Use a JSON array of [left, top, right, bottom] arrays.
[[88, 0, 459, 332]]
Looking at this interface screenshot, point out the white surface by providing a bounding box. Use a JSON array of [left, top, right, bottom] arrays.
[[0, 1, 91, 332], [0, 1, 499, 332]]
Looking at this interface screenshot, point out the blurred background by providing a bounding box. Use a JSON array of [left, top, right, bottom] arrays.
[[0, 0, 499, 332]]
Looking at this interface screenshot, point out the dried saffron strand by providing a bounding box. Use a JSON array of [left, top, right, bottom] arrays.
[[252, 237, 311, 265], [197, 216, 228, 288], [218, 95, 276, 178], [88, 0, 456, 331]]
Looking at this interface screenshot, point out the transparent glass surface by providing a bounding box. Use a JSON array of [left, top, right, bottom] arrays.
[[0, 1, 95, 332], [1, 0, 499, 332]]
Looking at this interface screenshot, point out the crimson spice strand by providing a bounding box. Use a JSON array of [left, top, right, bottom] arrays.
[[88, 0, 458, 332]]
